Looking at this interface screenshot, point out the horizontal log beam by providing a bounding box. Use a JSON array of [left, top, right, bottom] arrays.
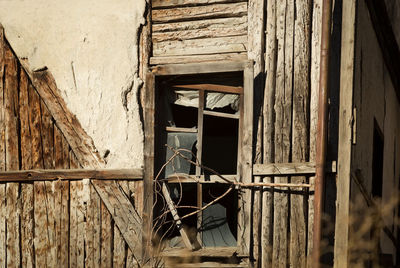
[[150, 53, 248, 65], [173, 83, 243, 94], [252, 161, 336, 176], [152, 0, 246, 8], [0, 168, 143, 182]]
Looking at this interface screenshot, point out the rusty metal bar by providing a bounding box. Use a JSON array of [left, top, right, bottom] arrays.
[[312, 0, 333, 266]]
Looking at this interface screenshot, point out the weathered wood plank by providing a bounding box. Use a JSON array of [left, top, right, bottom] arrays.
[[290, 0, 312, 266], [100, 200, 113, 268], [238, 61, 253, 256], [4, 44, 19, 171], [19, 69, 32, 170], [6, 183, 20, 268], [272, 0, 293, 266], [253, 162, 336, 176], [308, 0, 322, 263], [92, 180, 142, 262], [152, 0, 246, 8], [262, 0, 276, 265], [150, 53, 247, 65], [0, 184, 5, 268], [152, 61, 250, 75], [0, 168, 143, 182], [54, 126, 69, 268], [153, 36, 248, 57], [152, 23, 247, 42], [248, 0, 265, 263], [0, 27, 6, 267], [152, 2, 247, 23], [41, 101, 55, 169], [4, 43, 20, 268], [333, 0, 356, 266], [153, 16, 247, 33], [113, 182, 129, 267], [173, 83, 243, 94]]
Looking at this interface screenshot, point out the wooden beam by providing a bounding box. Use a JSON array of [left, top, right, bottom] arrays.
[[253, 162, 336, 176], [152, 61, 251, 75], [333, 0, 356, 266], [150, 53, 247, 65], [152, 0, 246, 8], [0, 168, 143, 182], [203, 110, 239, 119], [172, 84, 243, 94], [364, 0, 400, 104]]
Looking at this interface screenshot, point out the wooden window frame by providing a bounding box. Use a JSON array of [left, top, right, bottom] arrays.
[[143, 61, 253, 258]]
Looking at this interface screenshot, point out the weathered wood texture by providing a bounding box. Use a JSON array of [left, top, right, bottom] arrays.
[[258, 0, 319, 266], [151, 1, 248, 64], [0, 27, 145, 267]]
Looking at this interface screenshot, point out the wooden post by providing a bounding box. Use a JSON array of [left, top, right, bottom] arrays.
[[333, 0, 356, 266]]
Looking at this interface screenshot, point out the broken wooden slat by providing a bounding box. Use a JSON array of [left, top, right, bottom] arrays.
[[0, 168, 143, 182], [203, 110, 239, 120], [290, 0, 312, 265], [152, 0, 246, 8], [166, 126, 197, 133], [173, 84, 243, 94], [253, 162, 336, 176], [153, 36, 247, 57], [152, 2, 247, 23], [162, 183, 194, 250], [150, 53, 247, 65]]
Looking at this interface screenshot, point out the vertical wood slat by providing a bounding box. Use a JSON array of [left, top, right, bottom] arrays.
[[262, 0, 277, 265], [19, 68, 35, 267], [333, 0, 357, 266], [308, 0, 322, 263], [29, 81, 47, 267], [291, 0, 312, 267], [0, 24, 5, 268], [248, 0, 265, 264], [101, 196, 113, 268], [4, 42, 20, 268], [113, 181, 129, 267], [272, 0, 293, 266]]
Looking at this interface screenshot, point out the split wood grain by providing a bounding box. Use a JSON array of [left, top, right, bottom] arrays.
[[290, 0, 312, 266], [6, 183, 20, 268], [150, 53, 247, 65], [0, 184, 5, 268], [308, 0, 322, 263], [262, 0, 277, 265], [153, 36, 248, 57], [113, 181, 129, 267], [272, 0, 293, 266], [152, 0, 246, 8], [41, 101, 55, 169], [152, 2, 247, 23]]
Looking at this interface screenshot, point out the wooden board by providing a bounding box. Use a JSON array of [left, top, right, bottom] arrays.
[[150, 53, 247, 65], [290, 0, 311, 266], [333, 0, 356, 266], [153, 36, 248, 57], [152, 2, 247, 23], [272, 0, 293, 266], [152, 0, 246, 8]]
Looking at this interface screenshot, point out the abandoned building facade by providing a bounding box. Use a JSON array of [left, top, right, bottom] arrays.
[[0, 0, 399, 267]]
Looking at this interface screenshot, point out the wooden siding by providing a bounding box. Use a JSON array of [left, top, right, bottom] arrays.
[[151, 0, 248, 64]]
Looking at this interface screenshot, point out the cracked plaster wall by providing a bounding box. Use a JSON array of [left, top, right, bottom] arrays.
[[0, 0, 147, 168]]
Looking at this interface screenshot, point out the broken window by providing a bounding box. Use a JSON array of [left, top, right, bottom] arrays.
[[153, 72, 243, 249]]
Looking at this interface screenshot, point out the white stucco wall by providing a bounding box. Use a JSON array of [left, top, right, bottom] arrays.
[[0, 0, 147, 168]]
